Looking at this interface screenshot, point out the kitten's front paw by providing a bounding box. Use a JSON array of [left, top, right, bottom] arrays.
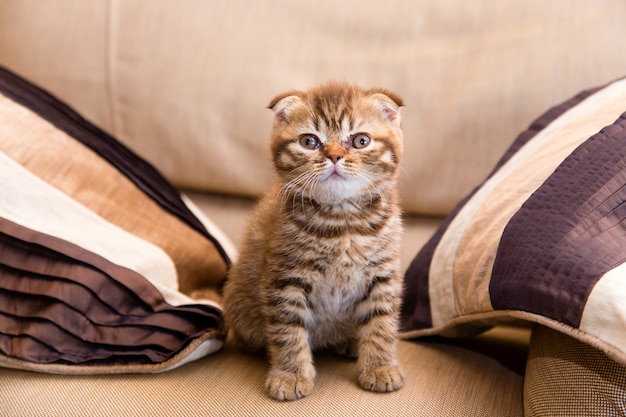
[[265, 371, 315, 401], [358, 365, 405, 392]]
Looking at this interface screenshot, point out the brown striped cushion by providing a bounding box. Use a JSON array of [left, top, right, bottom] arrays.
[[0, 66, 234, 374], [400, 76, 626, 370]]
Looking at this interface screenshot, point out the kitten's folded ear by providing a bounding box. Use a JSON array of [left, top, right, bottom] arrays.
[[268, 93, 303, 124], [368, 90, 404, 126]]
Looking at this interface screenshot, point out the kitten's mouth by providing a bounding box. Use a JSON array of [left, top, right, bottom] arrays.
[[325, 168, 345, 180]]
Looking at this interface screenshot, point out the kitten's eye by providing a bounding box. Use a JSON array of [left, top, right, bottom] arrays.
[[351, 134, 371, 149], [298, 134, 320, 150]]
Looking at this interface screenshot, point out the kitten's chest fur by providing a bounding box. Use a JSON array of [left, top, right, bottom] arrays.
[[307, 234, 371, 312], [272, 200, 400, 348], [290, 233, 372, 348]]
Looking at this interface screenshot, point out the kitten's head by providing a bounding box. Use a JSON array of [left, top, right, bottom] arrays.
[[268, 82, 404, 206]]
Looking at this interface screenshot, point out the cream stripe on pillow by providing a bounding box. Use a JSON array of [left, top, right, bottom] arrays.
[[580, 263, 626, 363], [429, 78, 626, 327]]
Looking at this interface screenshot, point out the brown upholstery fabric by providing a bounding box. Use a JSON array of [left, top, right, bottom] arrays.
[[525, 325, 626, 416]]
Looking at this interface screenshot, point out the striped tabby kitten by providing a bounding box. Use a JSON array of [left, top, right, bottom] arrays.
[[222, 82, 405, 401]]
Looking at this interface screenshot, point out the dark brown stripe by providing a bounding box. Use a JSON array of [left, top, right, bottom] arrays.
[[0, 289, 189, 349], [271, 276, 313, 294], [0, 221, 225, 326], [279, 255, 328, 275], [370, 136, 400, 165], [269, 294, 309, 311], [0, 312, 181, 364], [267, 312, 307, 328], [274, 143, 302, 173], [491, 112, 626, 327], [0, 229, 153, 315], [0, 218, 163, 308], [361, 275, 392, 303], [314, 97, 334, 131]]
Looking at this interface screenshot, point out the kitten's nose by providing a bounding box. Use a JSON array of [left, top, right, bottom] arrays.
[[328, 153, 342, 164], [326, 143, 344, 165]]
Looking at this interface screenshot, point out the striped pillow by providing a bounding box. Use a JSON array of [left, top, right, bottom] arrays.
[[400, 77, 626, 368], [0, 66, 234, 374]]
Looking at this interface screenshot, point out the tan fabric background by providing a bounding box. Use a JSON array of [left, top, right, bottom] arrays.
[[1, 0, 625, 215]]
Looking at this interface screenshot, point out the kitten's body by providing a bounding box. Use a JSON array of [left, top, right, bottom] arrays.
[[222, 82, 405, 401]]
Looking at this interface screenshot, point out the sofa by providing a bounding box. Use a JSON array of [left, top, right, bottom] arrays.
[[2, 1, 626, 415]]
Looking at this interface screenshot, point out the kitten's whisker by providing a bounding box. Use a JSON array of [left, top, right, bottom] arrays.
[[361, 172, 388, 209], [398, 165, 415, 184], [277, 169, 318, 209], [298, 173, 312, 210]]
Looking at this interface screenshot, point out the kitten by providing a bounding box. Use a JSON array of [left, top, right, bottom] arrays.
[[222, 82, 405, 401]]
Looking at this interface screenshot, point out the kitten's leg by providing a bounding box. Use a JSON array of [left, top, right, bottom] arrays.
[[354, 274, 405, 392], [264, 276, 315, 401]]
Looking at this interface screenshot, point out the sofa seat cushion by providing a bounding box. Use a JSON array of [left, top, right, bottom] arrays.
[[0, 327, 529, 416]]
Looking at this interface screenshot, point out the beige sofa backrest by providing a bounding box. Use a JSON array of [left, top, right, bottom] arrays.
[[2, 0, 625, 216]]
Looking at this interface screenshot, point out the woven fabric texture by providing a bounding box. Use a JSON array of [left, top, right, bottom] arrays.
[[0, 331, 529, 417], [525, 325, 626, 416]]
